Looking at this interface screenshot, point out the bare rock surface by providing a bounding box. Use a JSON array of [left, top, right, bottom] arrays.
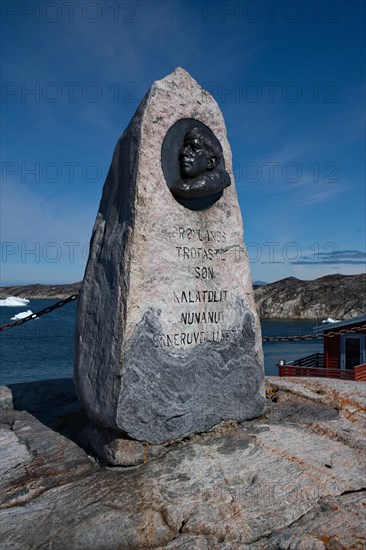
[[0, 376, 365, 549]]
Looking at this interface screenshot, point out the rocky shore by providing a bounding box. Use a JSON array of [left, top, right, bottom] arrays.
[[1, 376, 365, 548], [1, 273, 365, 319]]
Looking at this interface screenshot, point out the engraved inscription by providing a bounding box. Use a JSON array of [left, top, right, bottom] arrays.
[[153, 327, 245, 349], [155, 226, 235, 349], [174, 290, 228, 303], [176, 247, 226, 261], [172, 227, 226, 242], [194, 267, 214, 279], [181, 311, 224, 324]]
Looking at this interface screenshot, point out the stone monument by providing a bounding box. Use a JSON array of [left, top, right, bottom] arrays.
[[74, 67, 265, 444]]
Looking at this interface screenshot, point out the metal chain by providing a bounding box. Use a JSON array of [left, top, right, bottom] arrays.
[[260, 323, 366, 342], [0, 294, 79, 332], [262, 334, 322, 342], [1, 293, 365, 341]]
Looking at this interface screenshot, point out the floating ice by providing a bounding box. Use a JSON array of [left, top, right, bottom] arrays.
[[0, 296, 30, 307], [322, 317, 341, 324], [10, 310, 33, 321]]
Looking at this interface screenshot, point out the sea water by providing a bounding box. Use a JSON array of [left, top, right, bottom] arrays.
[[0, 299, 323, 385]]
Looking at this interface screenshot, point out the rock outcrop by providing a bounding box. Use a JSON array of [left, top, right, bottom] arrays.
[[1, 376, 365, 548], [254, 273, 366, 319]]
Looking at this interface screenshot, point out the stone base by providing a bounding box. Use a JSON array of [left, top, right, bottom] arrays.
[[80, 424, 167, 466]]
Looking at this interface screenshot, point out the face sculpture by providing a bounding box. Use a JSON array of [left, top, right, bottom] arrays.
[[167, 124, 231, 205], [179, 131, 217, 179]]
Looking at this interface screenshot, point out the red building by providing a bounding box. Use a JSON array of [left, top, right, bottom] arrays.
[[278, 316, 366, 381]]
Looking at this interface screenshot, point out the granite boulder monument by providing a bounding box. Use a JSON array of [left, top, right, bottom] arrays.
[[74, 67, 265, 444]]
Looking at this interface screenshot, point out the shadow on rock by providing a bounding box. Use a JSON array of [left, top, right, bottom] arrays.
[[6, 378, 89, 447]]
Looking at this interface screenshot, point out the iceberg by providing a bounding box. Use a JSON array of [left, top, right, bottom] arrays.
[[0, 296, 30, 307], [322, 317, 341, 324], [10, 310, 33, 321]]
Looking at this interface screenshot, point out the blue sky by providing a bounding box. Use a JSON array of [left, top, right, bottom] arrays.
[[1, 0, 365, 284]]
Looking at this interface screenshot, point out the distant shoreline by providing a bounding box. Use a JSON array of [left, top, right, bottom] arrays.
[[1, 274, 365, 320], [0, 282, 82, 300]]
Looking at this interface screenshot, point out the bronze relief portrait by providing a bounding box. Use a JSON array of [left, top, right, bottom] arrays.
[[162, 119, 231, 211]]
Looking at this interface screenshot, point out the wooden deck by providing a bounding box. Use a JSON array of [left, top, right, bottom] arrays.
[[278, 354, 366, 381]]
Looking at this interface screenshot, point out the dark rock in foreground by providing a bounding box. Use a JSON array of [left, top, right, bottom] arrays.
[[1, 377, 365, 548]]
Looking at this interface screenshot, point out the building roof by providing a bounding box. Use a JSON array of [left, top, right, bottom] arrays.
[[313, 316, 366, 334]]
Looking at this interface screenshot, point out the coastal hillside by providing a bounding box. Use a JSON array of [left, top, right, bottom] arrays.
[[1, 274, 365, 319], [254, 274, 365, 319], [0, 282, 82, 300]]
